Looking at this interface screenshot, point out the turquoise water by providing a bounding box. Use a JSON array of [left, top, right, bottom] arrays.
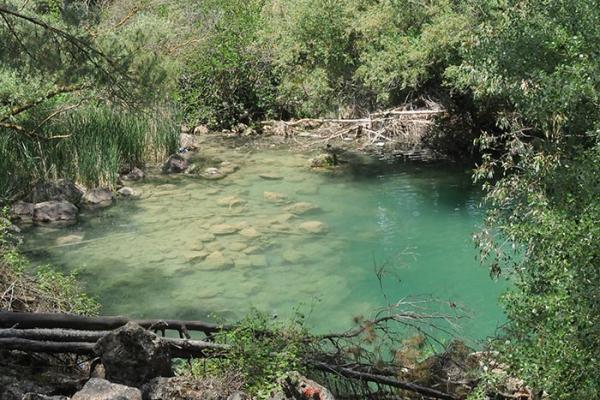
[[23, 141, 506, 344]]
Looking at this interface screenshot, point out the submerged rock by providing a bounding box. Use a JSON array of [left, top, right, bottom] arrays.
[[298, 220, 328, 234], [10, 201, 34, 224], [209, 224, 240, 235], [239, 227, 260, 239], [204, 251, 234, 269], [94, 322, 173, 387], [284, 202, 321, 215], [82, 189, 114, 209], [55, 234, 84, 246], [184, 250, 209, 263], [216, 196, 246, 208], [259, 173, 283, 181], [263, 191, 288, 203], [200, 167, 227, 180], [32, 201, 78, 225], [309, 154, 335, 168], [72, 379, 142, 400], [219, 162, 239, 175], [197, 232, 216, 242], [162, 154, 188, 174]]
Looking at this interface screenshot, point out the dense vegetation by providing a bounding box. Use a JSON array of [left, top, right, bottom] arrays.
[[1, 0, 598, 398]]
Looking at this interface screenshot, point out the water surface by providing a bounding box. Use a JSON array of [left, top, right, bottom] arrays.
[[23, 140, 506, 343]]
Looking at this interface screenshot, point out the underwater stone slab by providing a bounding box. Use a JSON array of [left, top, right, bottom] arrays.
[[263, 191, 288, 203], [298, 220, 328, 234], [239, 227, 261, 239], [216, 196, 246, 207], [209, 224, 240, 235], [284, 202, 321, 215]]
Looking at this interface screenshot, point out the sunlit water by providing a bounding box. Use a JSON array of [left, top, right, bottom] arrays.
[[23, 139, 507, 344]]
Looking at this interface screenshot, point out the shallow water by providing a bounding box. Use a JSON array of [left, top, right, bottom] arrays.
[[23, 140, 506, 344]]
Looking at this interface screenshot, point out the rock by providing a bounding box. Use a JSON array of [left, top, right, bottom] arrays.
[[209, 224, 239, 235], [162, 154, 188, 174], [197, 232, 216, 242], [205, 241, 224, 252], [55, 233, 84, 246], [94, 322, 173, 386], [193, 125, 209, 135], [180, 133, 200, 150], [216, 196, 246, 208], [200, 167, 227, 180], [235, 254, 268, 268], [284, 202, 321, 215], [239, 227, 260, 239], [82, 189, 114, 209], [309, 154, 335, 168], [219, 162, 239, 175], [22, 395, 69, 400], [32, 201, 78, 225], [259, 173, 283, 181], [26, 180, 84, 204], [242, 245, 262, 255], [117, 187, 136, 197], [282, 249, 303, 264], [228, 241, 248, 252], [121, 167, 144, 182], [10, 201, 34, 224], [72, 378, 142, 400], [204, 251, 234, 269], [143, 376, 243, 400], [184, 251, 209, 262], [227, 391, 249, 400], [263, 191, 288, 203], [298, 220, 328, 234], [282, 372, 335, 400]]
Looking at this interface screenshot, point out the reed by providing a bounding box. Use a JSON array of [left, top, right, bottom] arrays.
[[0, 105, 178, 202]]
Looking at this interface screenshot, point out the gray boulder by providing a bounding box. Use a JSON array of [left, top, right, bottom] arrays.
[[10, 201, 34, 224], [32, 201, 78, 225], [26, 180, 84, 204], [94, 322, 173, 387], [162, 154, 188, 174], [71, 378, 141, 400], [82, 189, 114, 209], [117, 187, 136, 197]]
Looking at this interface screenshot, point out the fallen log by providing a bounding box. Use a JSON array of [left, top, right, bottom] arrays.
[[310, 361, 458, 400], [0, 327, 107, 342], [0, 312, 229, 336]]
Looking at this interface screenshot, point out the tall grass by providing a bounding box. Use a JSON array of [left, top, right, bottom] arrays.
[[0, 105, 178, 202]]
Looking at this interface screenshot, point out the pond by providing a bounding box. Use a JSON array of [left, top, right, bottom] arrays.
[[22, 138, 507, 344]]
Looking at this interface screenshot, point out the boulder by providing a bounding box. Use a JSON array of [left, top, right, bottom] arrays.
[[284, 202, 321, 215], [200, 167, 227, 180], [117, 187, 136, 197], [32, 201, 78, 225], [219, 162, 239, 175], [263, 191, 288, 204], [239, 227, 260, 239], [184, 250, 209, 263], [282, 249, 303, 264], [71, 379, 142, 400], [180, 133, 200, 150], [26, 180, 84, 204], [82, 189, 114, 209], [298, 221, 328, 234], [162, 154, 188, 174], [121, 167, 144, 182], [10, 201, 34, 224], [94, 322, 173, 387], [216, 196, 246, 208], [197, 232, 216, 242], [204, 251, 234, 269]]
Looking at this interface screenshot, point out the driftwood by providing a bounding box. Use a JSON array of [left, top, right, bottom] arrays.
[[0, 311, 230, 337]]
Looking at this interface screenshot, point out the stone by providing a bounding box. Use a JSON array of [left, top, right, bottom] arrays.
[[117, 187, 136, 197], [10, 201, 34, 224], [72, 378, 142, 400], [82, 189, 114, 209], [193, 125, 209, 135], [26, 180, 84, 204], [284, 202, 321, 215], [180, 133, 200, 150], [121, 167, 144, 181], [259, 173, 283, 181], [197, 232, 216, 242], [32, 201, 78, 225], [263, 191, 288, 203], [228, 241, 248, 252], [216, 196, 246, 208], [200, 167, 227, 180], [204, 251, 234, 269], [309, 154, 335, 168], [143, 377, 242, 400], [184, 251, 209, 262], [242, 245, 262, 255], [22, 395, 70, 400], [282, 249, 303, 264], [205, 241, 224, 252], [239, 227, 260, 239], [162, 154, 188, 174], [209, 224, 239, 235], [219, 162, 239, 174], [94, 322, 173, 386], [55, 234, 84, 246], [298, 220, 328, 234]]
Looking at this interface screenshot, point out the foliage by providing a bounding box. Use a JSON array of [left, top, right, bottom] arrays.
[[187, 310, 309, 398], [0, 211, 99, 315], [454, 1, 600, 397]]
